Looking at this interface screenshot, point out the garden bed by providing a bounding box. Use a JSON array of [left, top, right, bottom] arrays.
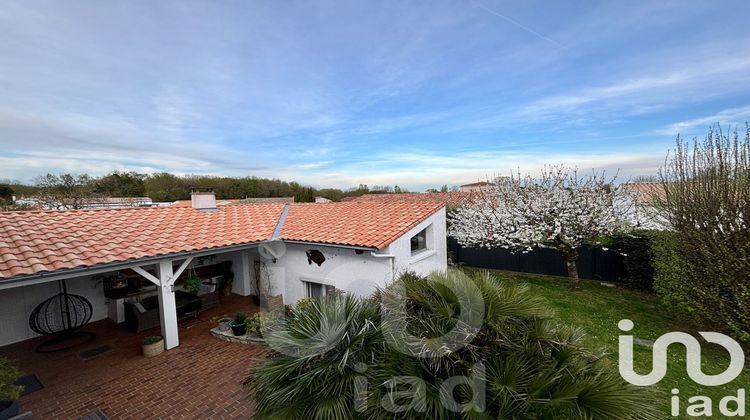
[[210, 327, 264, 344]]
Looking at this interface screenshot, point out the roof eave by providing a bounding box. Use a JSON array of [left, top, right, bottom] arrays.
[[0, 241, 268, 289]]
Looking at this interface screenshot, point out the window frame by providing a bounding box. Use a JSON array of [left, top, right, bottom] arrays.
[[409, 224, 433, 256], [303, 280, 336, 299]]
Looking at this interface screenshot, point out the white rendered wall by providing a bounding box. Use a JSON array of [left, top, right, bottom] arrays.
[[267, 207, 448, 306], [385, 207, 448, 278], [267, 243, 391, 305], [0, 274, 108, 346]]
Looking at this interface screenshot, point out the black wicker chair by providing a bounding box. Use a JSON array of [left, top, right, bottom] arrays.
[[29, 280, 95, 353]]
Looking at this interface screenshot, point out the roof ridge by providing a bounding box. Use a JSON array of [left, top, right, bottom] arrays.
[[271, 203, 290, 240]]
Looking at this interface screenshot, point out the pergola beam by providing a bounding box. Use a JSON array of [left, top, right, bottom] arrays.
[[129, 256, 195, 350], [130, 265, 160, 286]]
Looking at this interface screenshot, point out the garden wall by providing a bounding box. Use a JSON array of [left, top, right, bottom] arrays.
[[448, 237, 627, 281]]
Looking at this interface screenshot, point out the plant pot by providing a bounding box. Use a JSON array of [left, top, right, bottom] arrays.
[[218, 320, 231, 332], [229, 322, 246, 336], [0, 400, 19, 420], [142, 339, 164, 357]]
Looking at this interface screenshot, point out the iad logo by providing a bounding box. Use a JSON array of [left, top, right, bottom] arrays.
[[618, 319, 747, 417]]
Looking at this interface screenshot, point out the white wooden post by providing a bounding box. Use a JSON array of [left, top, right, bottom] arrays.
[[156, 260, 179, 349]]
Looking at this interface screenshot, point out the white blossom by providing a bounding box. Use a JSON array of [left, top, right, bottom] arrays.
[[449, 166, 632, 280]]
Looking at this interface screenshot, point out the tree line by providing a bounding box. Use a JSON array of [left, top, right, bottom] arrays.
[[0, 172, 414, 209]]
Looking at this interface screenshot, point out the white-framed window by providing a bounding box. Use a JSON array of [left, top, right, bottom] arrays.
[[304, 281, 336, 299], [410, 225, 431, 254]]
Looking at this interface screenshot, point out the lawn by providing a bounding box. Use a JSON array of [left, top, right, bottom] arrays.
[[462, 267, 749, 419]]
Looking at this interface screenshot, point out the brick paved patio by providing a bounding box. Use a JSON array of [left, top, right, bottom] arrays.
[[0, 295, 265, 419]]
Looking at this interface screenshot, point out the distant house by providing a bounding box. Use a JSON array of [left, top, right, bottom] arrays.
[[0, 191, 446, 348], [622, 182, 669, 230], [314, 196, 332, 203], [84, 197, 155, 208], [348, 192, 475, 208], [14, 196, 160, 210], [171, 197, 295, 207], [459, 181, 492, 192]]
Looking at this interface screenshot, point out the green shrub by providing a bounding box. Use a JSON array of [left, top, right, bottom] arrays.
[[293, 297, 314, 314], [231, 311, 247, 325], [598, 231, 658, 291], [142, 336, 162, 345], [245, 312, 278, 335], [656, 126, 750, 341], [182, 275, 202, 294], [612, 230, 659, 291], [247, 271, 657, 419], [0, 356, 22, 402], [650, 231, 697, 315]]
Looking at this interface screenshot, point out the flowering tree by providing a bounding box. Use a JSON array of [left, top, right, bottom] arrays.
[[450, 166, 631, 288]]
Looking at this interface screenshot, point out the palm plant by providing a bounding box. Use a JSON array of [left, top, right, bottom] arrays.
[[247, 270, 657, 419]]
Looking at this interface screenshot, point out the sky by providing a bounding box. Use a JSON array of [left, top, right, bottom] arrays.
[[1, 0, 750, 191]]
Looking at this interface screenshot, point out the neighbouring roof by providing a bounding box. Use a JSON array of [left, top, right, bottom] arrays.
[[235, 197, 295, 204], [0, 201, 444, 280], [347, 192, 475, 207], [459, 181, 492, 187], [622, 182, 666, 205], [171, 197, 296, 207], [170, 199, 240, 207]]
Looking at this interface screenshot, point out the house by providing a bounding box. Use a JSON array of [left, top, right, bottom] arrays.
[[0, 191, 446, 349], [458, 181, 492, 192], [314, 196, 332, 203], [12, 196, 163, 210], [348, 192, 475, 208], [170, 197, 295, 207], [622, 182, 670, 230]]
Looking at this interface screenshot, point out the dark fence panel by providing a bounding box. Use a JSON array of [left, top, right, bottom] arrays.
[[447, 237, 627, 282]]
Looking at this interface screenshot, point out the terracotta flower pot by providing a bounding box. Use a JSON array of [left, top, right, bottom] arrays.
[[142, 339, 164, 357]]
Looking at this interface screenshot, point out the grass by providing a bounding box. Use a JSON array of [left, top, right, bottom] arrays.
[[462, 267, 749, 419]]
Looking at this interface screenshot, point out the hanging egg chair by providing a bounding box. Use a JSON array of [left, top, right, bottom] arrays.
[[29, 280, 95, 353]]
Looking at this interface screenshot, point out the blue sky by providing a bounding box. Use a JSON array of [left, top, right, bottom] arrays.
[[1, 0, 750, 190]]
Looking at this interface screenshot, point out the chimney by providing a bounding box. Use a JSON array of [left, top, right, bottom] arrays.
[[191, 188, 217, 211]]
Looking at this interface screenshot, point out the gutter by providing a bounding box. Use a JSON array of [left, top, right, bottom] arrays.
[[0, 241, 268, 290], [0, 239, 381, 290], [370, 251, 397, 281]]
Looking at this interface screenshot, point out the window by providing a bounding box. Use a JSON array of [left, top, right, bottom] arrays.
[[304, 281, 336, 299], [410, 227, 428, 253]]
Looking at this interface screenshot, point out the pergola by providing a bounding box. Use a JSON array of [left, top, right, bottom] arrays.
[[0, 242, 273, 349]]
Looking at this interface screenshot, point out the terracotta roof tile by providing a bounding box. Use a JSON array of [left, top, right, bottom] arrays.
[[622, 182, 666, 205], [280, 202, 444, 250], [0, 204, 284, 279], [0, 202, 445, 280], [348, 192, 475, 207]]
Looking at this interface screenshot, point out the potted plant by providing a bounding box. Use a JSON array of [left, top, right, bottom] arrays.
[[229, 311, 247, 336], [211, 314, 231, 332], [0, 356, 22, 420], [141, 336, 164, 357], [183, 274, 202, 295]]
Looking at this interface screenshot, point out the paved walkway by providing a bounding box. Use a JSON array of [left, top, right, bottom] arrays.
[[0, 295, 265, 419]]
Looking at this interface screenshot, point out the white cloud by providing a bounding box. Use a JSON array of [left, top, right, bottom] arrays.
[[277, 148, 667, 190], [657, 106, 750, 136], [514, 54, 750, 124]]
